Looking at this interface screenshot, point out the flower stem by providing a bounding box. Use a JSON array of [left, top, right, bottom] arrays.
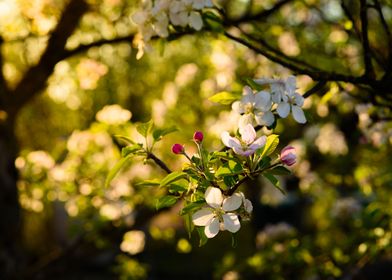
[[146, 152, 172, 174]]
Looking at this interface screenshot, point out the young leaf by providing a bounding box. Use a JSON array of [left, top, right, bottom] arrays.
[[135, 179, 160, 187], [269, 166, 291, 176], [114, 135, 135, 145], [259, 134, 279, 158], [136, 120, 154, 137], [208, 91, 240, 105], [243, 77, 265, 91], [160, 171, 187, 187], [153, 126, 178, 141], [184, 214, 194, 239], [180, 200, 205, 216], [263, 173, 286, 195], [196, 226, 208, 247], [105, 155, 132, 188], [121, 144, 144, 157], [156, 195, 178, 210]]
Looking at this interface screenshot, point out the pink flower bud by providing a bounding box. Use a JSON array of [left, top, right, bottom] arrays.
[[193, 131, 204, 143], [280, 146, 296, 166], [171, 144, 184, 155]]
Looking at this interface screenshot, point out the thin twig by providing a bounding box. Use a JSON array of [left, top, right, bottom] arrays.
[[359, 0, 374, 78], [146, 152, 172, 174]]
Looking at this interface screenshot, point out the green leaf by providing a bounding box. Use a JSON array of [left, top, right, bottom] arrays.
[[269, 166, 291, 176], [208, 91, 241, 105], [136, 120, 154, 137], [156, 195, 178, 210], [135, 179, 160, 187], [215, 161, 243, 177], [184, 214, 194, 239], [152, 126, 178, 141], [243, 77, 265, 91], [160, 171, 187, 187], [196, 226, 208, 247], [168, 179, 189, 193], [231, 233, 237, 248], [121, 144, 143, 157], [105, 155, 132, 188], [259, 156, 271, 169], [259, 134, 279, 158], [114, 135, 135, 145], [180, 200, 205, 216], [264, 173, 286, 195]]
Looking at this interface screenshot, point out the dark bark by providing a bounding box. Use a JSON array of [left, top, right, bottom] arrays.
[[0, 116, 19, 279]]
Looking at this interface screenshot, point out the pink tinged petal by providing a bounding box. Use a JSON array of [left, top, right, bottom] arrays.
[[281, 146, 296, 166], [221, 132, 242, 150], [232, 101, 244, 114], [244, 199, 253, 213], [281, 146, 295, 157], [192, 208, 215, 226], [249, 135, 267, 150], [235, 148, 255, 157], [242, 85, 253, 96], [189, 11, 203, 30], [222, 213, 241, 233], [277, 102, 290, 118], [291, 105, 307, 124], [254, 91, 271, 112], [222, 193, 243, 211], [205, 187, 223, 208], [239, 124, 256, 145], [205, 217, 220, 238]]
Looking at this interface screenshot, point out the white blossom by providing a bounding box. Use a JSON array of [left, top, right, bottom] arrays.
[[221, 124, 266, 156], [192, 187, 242, 238], [232, 86, 274, 127]]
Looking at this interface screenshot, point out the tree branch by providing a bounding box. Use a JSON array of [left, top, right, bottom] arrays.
[[8, 0, 89, 115], [359, 0, 374, 78], [146, 152, 172, 174], [224, 31, 368, 84]]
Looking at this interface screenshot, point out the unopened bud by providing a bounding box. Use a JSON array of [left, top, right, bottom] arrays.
[[171, 144, 184, 155], [193, 131, 204, 143], [280, 146, 296, 166]]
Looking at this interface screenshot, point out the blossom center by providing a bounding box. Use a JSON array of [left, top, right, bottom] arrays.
[[244, 103, 254, 114]]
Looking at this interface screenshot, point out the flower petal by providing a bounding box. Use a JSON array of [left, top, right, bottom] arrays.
[[285, 75, 297, 94], [277, 102, 290, 118], [255, 111, 275, 127], [222, 213, 241, 233], [249, 135, 267, 151], [222, 193, 243, 211], [244, 199, 253, 213], [232, 101, 244, 114], [238, 114, 254, 129], [293, 93, 304, 107], [205, 217, 220, 238], [205, 187, 223, 208], [221, 132, 242, 150], [189, 11, 203, 30], [233, 148, 254, 157], [239, 124, 256, 145], [192, 208, 214, 226], [292, 105, 307, 123], [254, 91, 271, 112]]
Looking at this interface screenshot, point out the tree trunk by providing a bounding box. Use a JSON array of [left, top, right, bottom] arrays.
[[0, 115, 20, 278]]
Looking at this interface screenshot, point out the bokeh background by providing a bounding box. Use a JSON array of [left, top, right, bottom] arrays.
[[0, 0, 391, 279]]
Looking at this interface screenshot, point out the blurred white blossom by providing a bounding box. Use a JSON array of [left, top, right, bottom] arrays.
[[256, 222, 296, 247], [120, 230, 146, 255], [96, 104, 132, 125], [331, 197, 362, 219]]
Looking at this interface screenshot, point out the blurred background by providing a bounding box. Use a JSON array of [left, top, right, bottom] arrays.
[[0, 0, 391, 279]]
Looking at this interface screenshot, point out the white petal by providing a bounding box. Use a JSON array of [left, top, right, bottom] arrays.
[[249, 135, 266, 150], [232, 101, 244, 114], [189, 11, 203, 30], [244, 199, 253, 213], [285, 75, 297, 94], [292, 105, 307, 123], [239, 114, 254, 129], [255, 111, 275, 126], [222, 193, 243, 211], [222, 213, 241, 233], [234, 147, 254, 157], [192, 208, 215, 226], [205, 187, 223, 208], [239, 124, 256, 145], [254, 91, 271, 112], [205, 217, 220, 238], [294, 93, 304, 106], [221, 132, 242, 150], [277, 102, 290, 118]]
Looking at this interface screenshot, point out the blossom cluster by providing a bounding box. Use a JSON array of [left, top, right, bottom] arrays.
[[132, 0, 213, 59], [232, 76, 307, 128]]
